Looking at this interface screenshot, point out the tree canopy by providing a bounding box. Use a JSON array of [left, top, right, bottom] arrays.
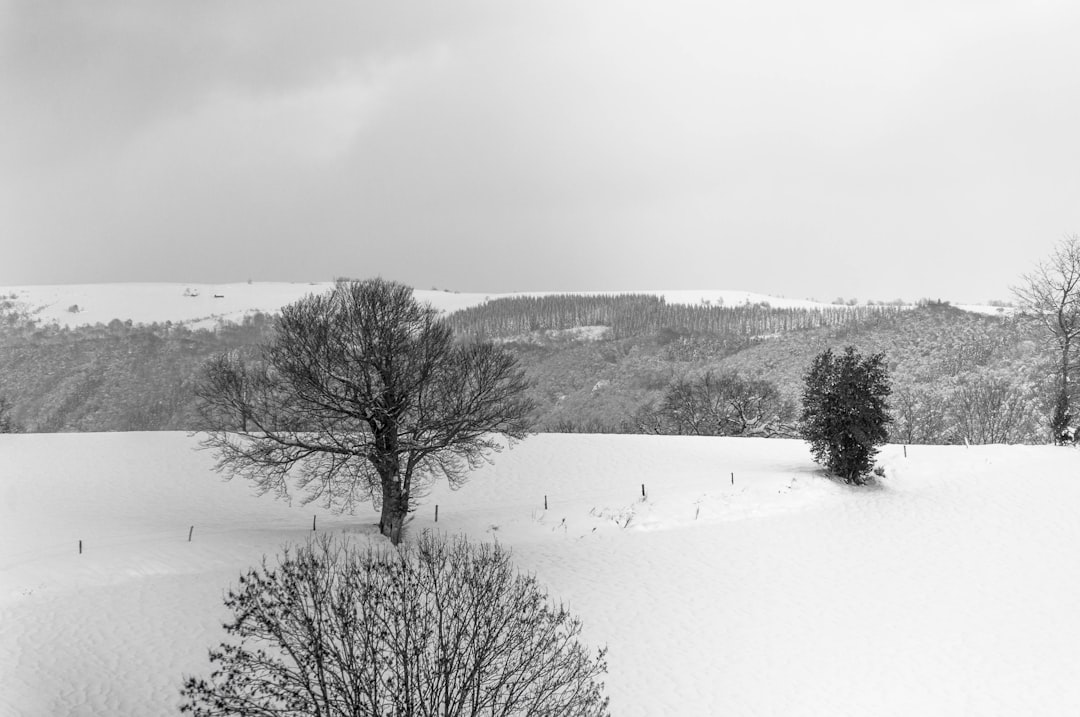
[[196, 279, 534, 543], [800, 346, 891, 484]]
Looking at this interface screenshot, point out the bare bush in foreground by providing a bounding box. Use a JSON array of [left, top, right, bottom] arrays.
[[180, 532, 609, 717]]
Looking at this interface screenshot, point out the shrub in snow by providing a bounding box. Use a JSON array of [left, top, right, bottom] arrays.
[[632, 371, 795, 438], [800, 346, 891, 485], [180, 532, 610, 717], [0, 396, 21, 433]]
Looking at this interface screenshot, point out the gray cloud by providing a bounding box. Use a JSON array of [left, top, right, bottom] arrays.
[[2, 0, 1079, 301]]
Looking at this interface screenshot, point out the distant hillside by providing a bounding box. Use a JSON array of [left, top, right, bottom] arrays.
[[468, 299, 1047, 443], [0, 309, 275, 431], [709, 301, 1032, 392], [707, 302, 1048, 444], [0, 283, 838, 329], [0, 282, 490, 329], [0, 288, 1050, 443]]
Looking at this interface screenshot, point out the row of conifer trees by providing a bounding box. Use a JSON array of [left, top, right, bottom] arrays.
[[446, 293, 902, 340]]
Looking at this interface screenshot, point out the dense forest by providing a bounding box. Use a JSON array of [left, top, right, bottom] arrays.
[[0, 292, 1054, 444], [0, 303, 275, 431], [445, 293, 903, 340]]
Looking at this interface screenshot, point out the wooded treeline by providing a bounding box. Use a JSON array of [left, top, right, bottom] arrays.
[[446, 294, 902, 340], [522, 302, 1052, 445], [0, 293, 1057, 445], [0, 311, 275, 431]]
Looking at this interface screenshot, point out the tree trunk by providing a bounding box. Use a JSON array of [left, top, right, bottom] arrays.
[[373, 421, 408, 545], [1054, 337, 1074, 442], [379, 473, 407, 545], [1062, 337, 1071, 408]]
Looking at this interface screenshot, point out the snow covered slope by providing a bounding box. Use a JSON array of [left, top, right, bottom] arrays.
[[1, 282, 837, 329], [2, 433, 1080, 715]]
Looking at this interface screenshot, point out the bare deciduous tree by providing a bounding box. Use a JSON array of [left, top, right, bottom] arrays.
[[196, 279, 534, 544], [633, 371, 795, 437], [949, 374, 1041, 445], [1013, 235, 1080, 440], [180, 532, 610, 717], [890, 386, 951, 445]]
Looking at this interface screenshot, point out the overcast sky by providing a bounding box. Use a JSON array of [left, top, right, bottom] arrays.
[[2, 1, 1079, 302]]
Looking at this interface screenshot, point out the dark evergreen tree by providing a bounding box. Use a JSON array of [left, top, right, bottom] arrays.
[[800, 347, 891, 484]]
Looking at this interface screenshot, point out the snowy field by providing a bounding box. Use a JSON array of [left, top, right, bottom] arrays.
[[2, 432, 1079, 715], [1, 282, 844, 329]]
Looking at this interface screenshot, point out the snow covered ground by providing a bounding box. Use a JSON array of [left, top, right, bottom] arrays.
[[2, 432, 1079, 715], [1, 282, 844, 329]]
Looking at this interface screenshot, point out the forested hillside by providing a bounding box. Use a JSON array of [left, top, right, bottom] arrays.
[[446, 293, 902, 340], [487, 299, 1047, 443], [0, 292, 1049, 443], [701, 302, 1047, 444], [0, 305, 274, 431]]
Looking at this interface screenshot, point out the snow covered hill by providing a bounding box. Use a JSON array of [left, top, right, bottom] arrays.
[[1, 282, 844, 329], [2, 432, 1079, 715]]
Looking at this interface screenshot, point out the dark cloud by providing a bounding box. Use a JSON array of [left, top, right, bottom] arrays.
[[2, 0, 1079, 300], [0, 1, 490, 163]]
